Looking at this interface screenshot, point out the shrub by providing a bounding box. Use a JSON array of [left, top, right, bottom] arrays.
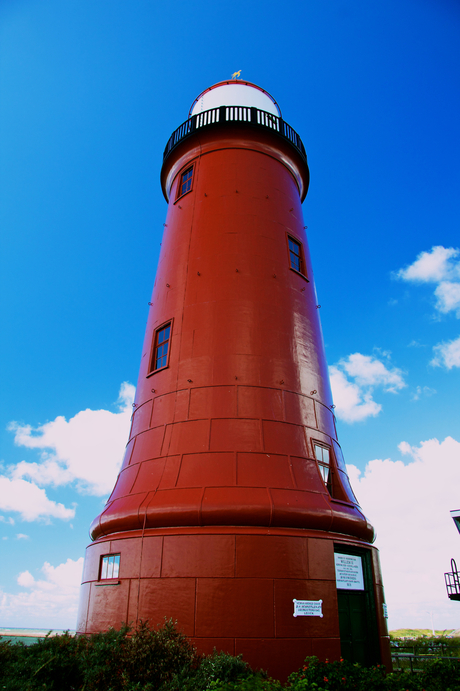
[[287, 656, 388, 691], [0, 630, 88, 691], [286, 655, 460, 691], [81, 619, 198, 690], [208, 675, 283, 691], [0, 620, 197, 691], [165, 649, 254, 690], [416, 657, 460, 691]]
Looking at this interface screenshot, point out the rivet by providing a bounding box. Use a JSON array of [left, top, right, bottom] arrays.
[[301, 288, 305, 292], [187, 379, 193, 383], [151, 389, 156, 393], [148, 302, 153, 305], [236, 269, 239, 273], [235, 376, 238, 380], [331, 405, 336, 409], [197, 272, 201, 276], [280, 380, 284, 385], [310, 390, 317, 395], [316, 304, 321, 308], [289, 208, 293, 212], [163, 223, 168, 226], [204, 193, 207, 197], [273, 273, 277, 278], [166, 284, 170, 287], [235, 189, 239, 193]]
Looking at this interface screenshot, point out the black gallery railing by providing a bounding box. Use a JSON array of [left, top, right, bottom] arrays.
[[445, 558, 460, 601], [163, 106, 307, 164]]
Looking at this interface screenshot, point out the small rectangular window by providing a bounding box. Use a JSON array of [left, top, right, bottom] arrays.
[[287, 235, 308, 278], [100, 554, 120, 580], [178, 166, 193, 198], [288, 237, 302, 272], [314, 443, 332, 494], [151, 322, 171, 372]]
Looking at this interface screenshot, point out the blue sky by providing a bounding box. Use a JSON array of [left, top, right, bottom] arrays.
[[1, 0, 460, 632]]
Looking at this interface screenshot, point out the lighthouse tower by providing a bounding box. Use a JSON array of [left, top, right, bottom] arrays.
[[77, 80, 391, 679]]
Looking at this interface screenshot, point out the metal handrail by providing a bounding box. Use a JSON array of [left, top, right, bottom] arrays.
[[445, 558, 460, 600], [391, 653, 460, 673], [163, 106, 307, 164]]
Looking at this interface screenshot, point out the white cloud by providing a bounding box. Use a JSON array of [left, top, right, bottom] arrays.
[[11, 459, 73, 487], [396, 246, 459, 283], [434, 281, 460, 316], [340, 353, 405, 393], [0, 516, 15, 525], [431, 335, 460, 369], [17, 570, 35, 587], [8, 382, 134, 497], [0, 558, 84, 629], [411, 385, 436, 401], [329, 366, 381, 423], [0, 477, 75, 522], [395, 246, 460, 317], [16, 533, 30, 540], [330, 353, 405, 423], [348, 436, 460, 630]]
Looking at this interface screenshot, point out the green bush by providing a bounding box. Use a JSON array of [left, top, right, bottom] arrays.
[[0, 630, 87, 691], [286, 655, 460, 691], [209, 675, 283, 691], [287, 656, 388, 691], [416, 657, 460, 691], [81, 619, 198, 691], [165, 649, 253, 690], [0, 620, 196, 691]]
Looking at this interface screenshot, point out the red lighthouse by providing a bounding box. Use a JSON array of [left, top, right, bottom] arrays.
[[77, 80, 391, 679]]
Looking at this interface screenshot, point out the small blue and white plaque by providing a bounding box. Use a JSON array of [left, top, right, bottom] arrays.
[[293, 599, 323, 617]]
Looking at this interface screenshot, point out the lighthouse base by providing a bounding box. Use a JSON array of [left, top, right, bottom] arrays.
[[77, 527, 391, 681]]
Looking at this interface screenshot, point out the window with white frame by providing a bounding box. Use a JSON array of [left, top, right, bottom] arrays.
[[100, 554, 120, 580]]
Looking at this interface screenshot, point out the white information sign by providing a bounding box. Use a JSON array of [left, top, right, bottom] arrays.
[[293, 599, 323, 618], [383, 603, 388, 619], [334, 553, 364, 590]]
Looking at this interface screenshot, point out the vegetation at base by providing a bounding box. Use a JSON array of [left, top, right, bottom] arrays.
[[0, 621, 198, 691], [285, 656, 460, 691], [1, 622, 460, 691]]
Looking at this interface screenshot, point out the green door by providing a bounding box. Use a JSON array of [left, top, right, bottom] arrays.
[[335, 548, 381, 666], [337, 590, 372, 665]]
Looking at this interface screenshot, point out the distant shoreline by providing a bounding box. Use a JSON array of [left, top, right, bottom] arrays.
[[0, 628, 76, 639]]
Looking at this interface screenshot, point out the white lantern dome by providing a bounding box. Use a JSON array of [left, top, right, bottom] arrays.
[[189, 80, 281, 118]]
